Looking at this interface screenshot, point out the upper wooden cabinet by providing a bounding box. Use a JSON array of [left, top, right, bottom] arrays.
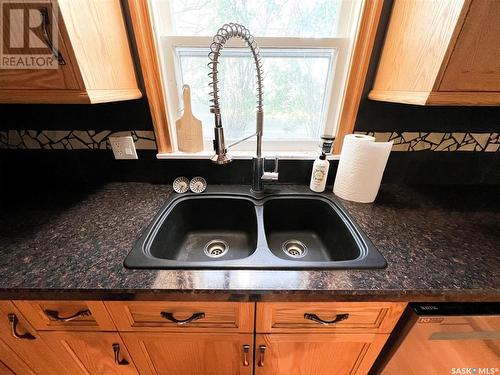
[[0, 0, 141, 104], [369, 0, 500, 106]]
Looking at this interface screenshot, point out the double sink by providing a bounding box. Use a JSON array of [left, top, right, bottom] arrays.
[[125, 186, 386, 269]]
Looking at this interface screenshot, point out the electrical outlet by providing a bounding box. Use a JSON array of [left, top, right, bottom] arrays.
[[109, 136, 138, 160]]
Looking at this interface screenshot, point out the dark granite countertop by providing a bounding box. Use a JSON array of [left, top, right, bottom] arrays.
[[0, 182, 498, 301]]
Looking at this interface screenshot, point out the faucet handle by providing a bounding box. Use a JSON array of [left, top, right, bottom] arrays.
[[262, 157, 279, 181]]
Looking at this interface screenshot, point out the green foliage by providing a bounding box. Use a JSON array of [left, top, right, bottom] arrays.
[[172, 0, 340, 140]]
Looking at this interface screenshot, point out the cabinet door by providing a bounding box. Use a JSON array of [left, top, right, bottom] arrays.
[[0, 338, 34, 375], [0, 301, 67, 374], [439, 0, 500, 92], [0, 1, 82, 90], [255, 333, 389, 375], [39, 331, 138, 375], [122, 332, 253, 375]]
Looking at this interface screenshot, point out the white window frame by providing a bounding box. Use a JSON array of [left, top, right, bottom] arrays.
[[150, 0, 361, 154]]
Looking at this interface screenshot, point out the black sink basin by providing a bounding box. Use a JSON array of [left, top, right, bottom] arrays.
[[148, 197, 257, 261], [264, 198, 361, 262], [124, 186, 386, 269]]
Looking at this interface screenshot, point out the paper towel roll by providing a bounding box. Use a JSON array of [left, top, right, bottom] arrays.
[[333, 134, 393, 203]]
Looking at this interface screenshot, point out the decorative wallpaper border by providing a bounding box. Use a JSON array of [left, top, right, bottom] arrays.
[[0, 130, 498, 152], [357, 131, 499, 152], [0, 130, 156, 150]]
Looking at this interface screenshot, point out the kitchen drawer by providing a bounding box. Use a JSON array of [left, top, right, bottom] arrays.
[[105, 301, 254, 333], [256, 302, 406, 333], [13, 301, 116, 331]]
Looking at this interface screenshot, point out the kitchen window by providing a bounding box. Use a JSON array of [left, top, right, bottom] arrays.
[[150, 0, 363, 153]]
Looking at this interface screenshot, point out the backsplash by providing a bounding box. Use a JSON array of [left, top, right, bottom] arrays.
[[357, 132, 499, 152], [0, 130, 156, 150], [1, 130, 498, 152]]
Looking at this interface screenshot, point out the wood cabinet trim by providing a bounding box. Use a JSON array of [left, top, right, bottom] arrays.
[[86, 88, 143, 103], [0, 89, 144, 104], [334, 0, 384, 154], [127, 0, 173, 153], [367, 89, 430, 105], [427, 91, 500, 106]]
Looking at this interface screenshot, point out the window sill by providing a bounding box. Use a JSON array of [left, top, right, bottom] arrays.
[[156, 150, 340, 160]]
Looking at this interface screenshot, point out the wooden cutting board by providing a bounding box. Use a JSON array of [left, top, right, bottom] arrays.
[[175, 85, 203, 152]]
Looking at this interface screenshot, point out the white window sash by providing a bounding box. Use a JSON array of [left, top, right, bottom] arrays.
[[160, 37, 349, 151], [150, 0, 361, 154]]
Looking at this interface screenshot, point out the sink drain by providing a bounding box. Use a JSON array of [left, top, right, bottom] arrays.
[[282, 240, 308, 258], [204, 240, 229, 258]]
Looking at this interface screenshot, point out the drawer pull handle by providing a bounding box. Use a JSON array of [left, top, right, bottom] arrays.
[[242, 344, 250, 366], [258, 345, 266, 367], [8, 314, 35, 340], [112, 343, 129, 365], [160, 311, 205, 325], [44, 309, 91, 322], [304, 313, 349, 325], [39, 8, 66, 65]]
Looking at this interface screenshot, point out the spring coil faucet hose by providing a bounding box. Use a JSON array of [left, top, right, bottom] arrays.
[[208, 23, 264, 119]]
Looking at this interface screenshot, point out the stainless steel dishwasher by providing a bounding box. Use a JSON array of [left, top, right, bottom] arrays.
[[374, 303, 500, 375]]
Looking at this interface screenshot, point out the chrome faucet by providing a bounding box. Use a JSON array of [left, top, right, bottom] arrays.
[[208, 23, 278, 193]]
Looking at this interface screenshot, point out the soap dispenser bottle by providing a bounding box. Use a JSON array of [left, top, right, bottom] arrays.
[[309, 153, 329, 192]]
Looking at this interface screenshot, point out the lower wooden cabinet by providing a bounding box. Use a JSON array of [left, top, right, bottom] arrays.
[[121, 333, 253, 375], [255, 333, 389, 375], [39, 331, 138, 375], [0, 300, 406, 375]]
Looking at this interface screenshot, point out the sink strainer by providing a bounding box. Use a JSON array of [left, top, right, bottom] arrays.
[[282, 240, 308, 258], [204, 240, 229, 258]]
